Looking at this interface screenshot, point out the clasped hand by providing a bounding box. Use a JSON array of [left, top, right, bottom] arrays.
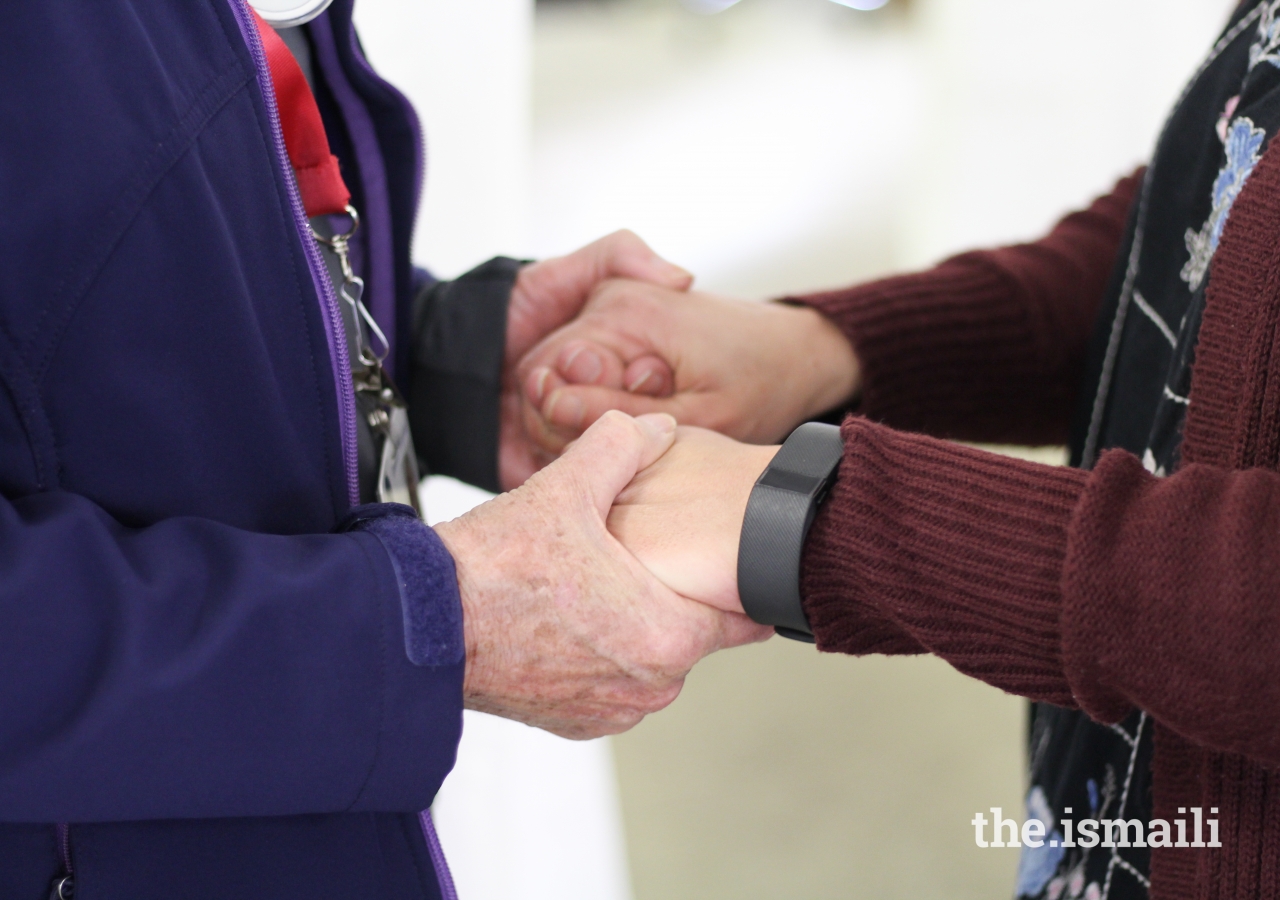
[[441, 237, 857, 740], [513, 275, 859, 614], [435, 412, 773, 739]]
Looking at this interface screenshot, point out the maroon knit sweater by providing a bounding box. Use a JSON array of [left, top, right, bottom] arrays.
[[796, 155, 1280, 900]]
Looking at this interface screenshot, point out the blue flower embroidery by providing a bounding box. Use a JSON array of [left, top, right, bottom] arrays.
[[1182, 116, 1267, 290], [1250, 1, 1280, 71], [1015, 786, 1067, 898]]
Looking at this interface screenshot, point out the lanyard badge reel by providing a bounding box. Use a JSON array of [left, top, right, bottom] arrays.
[[249, 0, 334, 28], [314, 211, 422, 513], [252, 10, 422, 516]]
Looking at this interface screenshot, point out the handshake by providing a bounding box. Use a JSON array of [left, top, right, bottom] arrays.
[[432, 232, 861, 740]]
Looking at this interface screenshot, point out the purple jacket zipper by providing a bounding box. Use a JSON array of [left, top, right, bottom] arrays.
[[228, 0, 360, 508], [56, 822, 71, 873], [420, 808, 459, 900], [47, 822, 73, 899], [228, 5, 459, 899]]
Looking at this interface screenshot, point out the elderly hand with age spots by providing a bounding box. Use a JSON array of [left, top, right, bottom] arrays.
[[435, 410, 773, 738]]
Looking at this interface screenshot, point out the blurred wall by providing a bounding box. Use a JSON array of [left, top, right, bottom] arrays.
[[903, 0, 1232, 269], [534, 0, 1233, 300], [354, 0, 534, 277]]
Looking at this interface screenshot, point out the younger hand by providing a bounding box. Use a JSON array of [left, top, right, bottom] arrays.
[[499, 232, 694, 490], [607, 426, 780, 615], [517, 281, 859, 457]]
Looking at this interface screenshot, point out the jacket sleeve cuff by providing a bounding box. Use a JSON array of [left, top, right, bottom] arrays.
[[800, 417, 1088, 706], [407, 257, 525, 494], [335, 504, 465, 811], [338, 503, 464, 668]]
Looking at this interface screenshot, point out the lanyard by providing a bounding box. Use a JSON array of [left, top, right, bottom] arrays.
[[250, 11, 421, 513], [250, 9, 387, 367], [250, 9, 349, 217]]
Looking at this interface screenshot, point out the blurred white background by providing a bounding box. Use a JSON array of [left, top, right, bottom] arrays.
[[353, 1, 1235, 898], [532, 0, 1229, 299]]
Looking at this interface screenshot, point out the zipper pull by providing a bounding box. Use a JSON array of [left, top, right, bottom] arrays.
[[51, 823, 74, 899]]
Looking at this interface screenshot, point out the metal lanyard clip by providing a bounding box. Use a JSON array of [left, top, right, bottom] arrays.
[[311, 206, 422, 515], [311, 205, 390, 369]]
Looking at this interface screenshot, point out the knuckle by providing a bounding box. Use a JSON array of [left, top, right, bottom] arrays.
[[615, 710, 646, 733], [597, 408, 633, 430], [610, 228, 641, 248], [591, 278, 629, 306], [583, 709, 642, 739], [600, 289, 652, 323], [640, 680, 684, 716], [652, 624, 706, 670]]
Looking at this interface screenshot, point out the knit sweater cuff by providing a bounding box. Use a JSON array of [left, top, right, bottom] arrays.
[[801, 417, 1088, 705], [790, 259, 1043, 440]]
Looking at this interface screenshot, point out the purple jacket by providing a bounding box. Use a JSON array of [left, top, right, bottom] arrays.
[[0, 2, 508, 897]]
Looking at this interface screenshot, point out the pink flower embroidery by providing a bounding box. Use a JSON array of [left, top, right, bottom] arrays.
[[1217, 95, 1241, 143]]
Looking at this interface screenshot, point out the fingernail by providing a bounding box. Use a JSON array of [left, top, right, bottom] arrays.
[[546, 390, 585, 428], [626, 370, 653, 393], [637, 413, 677, 436], [563, 346, 603, 383], [531, 367, 551, 403]]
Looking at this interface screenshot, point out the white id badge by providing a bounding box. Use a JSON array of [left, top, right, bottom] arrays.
[[376, 402, 423, 516], [248, 0, 334, 28]]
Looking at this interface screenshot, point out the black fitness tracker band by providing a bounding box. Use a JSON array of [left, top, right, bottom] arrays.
[[737, 422, 845, 643]]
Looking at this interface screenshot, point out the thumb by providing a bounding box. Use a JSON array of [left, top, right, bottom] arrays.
[[537, 231, 693, 305], [592, 230, 694, 291], [555, 411, 678, 517]]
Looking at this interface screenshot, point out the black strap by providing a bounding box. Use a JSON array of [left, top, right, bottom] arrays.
[[737, 422, 844, 641]]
